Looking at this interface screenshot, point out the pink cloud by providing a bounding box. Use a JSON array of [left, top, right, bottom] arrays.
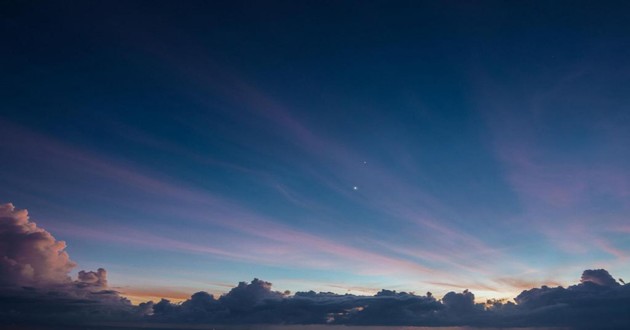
[[0, 203, 76, 286], [596, 239, 629, 260]]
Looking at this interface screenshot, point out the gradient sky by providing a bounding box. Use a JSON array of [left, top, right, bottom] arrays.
[[2, 1, 630, 304]]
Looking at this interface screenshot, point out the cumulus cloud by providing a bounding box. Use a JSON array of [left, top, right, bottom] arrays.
[[0, 203, 76, 287], [77, 268, 108, 288], [152, 281, 454, 326], [339, 290, 443, 325], [442, 289, 476, 312], [509, 269, 630, 329], [580, 268, 620, 287], [147, 271, 630, 328], [220, 278, 285, 311], [0, 203, 141, 325]]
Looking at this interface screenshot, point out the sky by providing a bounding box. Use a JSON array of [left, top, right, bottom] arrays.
[[2, 0, 630, 309]]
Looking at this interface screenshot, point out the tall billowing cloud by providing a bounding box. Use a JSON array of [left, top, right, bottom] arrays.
[[0, 203, 139, 325], [0, 203, 76, 287]]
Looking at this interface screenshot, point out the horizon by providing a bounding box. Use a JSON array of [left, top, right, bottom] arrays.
[[2, 1, 630, 328], [2, 201, 624, 303]]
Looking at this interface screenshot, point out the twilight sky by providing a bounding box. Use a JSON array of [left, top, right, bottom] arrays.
[[2, 0, 630, 306]]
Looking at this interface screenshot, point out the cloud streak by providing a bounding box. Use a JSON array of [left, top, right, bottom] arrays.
[[0, 121, 452, 281]]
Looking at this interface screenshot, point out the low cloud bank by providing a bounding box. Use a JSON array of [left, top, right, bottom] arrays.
[[149, 274, 630, 328], [1, 203, 629, 328]]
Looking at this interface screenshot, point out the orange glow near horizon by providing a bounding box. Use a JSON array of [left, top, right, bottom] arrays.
[[121, 287, 203, 305]]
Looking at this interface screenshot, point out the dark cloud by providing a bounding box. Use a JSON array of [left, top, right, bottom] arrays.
[[2, 203, 630, 328], [580, 268, 620, 287], [147, 272, 630, 329], [150, 284, 446, 325], [509, 269, 630, 329], [338, 290, 444, 325], [150, 283, 469, 326], [219, 278, 285, 311], [151, 292, 225, 323], [442, 289, 476, 312], [437, 289, 487, 325]]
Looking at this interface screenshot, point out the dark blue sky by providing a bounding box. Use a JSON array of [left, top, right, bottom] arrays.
[[2, 1, 630, 302]]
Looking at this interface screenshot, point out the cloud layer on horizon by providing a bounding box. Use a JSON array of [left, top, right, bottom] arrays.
[[1, 203, 629, 329], [148, 273, 630, 328]]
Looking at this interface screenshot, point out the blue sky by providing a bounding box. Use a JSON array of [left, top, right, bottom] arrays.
[[2, 1, 630, 303]]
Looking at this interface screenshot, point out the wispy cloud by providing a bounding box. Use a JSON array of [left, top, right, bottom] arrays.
[[0, 121, 445, 281]]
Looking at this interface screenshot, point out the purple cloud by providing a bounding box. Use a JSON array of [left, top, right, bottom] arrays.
[[0, 203, 76, 287]]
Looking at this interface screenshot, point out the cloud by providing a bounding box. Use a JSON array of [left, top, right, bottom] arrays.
[[151, 291, 224, 323], [147, 271, 630, 328], [0, 203, 76, 287], [339, 290, 443, 325], [77, 268, 108, 288], [151, 281, 454, 326], [441, 289, 476, 312], [0, 203, 143, 325], [510, 269, 630, 329], [580, 268, 620, 287], [2, 203, 630, 328], [219, 278, 285, 311]]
